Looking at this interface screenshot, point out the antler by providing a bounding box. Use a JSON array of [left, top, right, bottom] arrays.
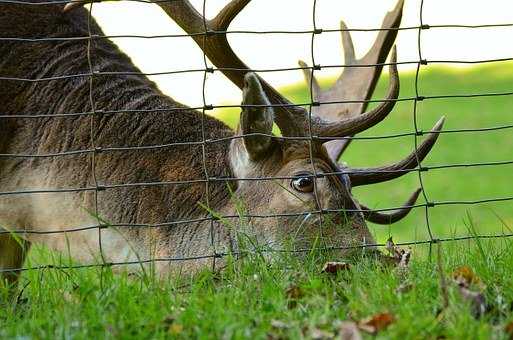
[[314, 48, 399, 138], [360, 188, 421, 224], [299, 0, 404, 160], [151, 0, 312, 137], [153, 0, 403, 142], [348, 117, 445, 187], [65, 0, 402, 143]]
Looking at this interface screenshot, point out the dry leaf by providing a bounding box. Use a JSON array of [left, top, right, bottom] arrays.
[[268, 320, 293, 340], [451, 266, 487, 318], [285, 284, 304, 300], [309, 327, 335, 339], [338, 321, 363, 340], [385, 237, 396, 255], [285, 284, 304, 308], [384, 237, 411, 268], [270, 319, 290, 330], [452, 266, 483, 288], [322, 262, 351, 274], [358, 312, 395, 334], [168, 323, 183, 335], [504, 321, 513, 339], [385, 237, 412, 297], [162, 315, 183, 335]]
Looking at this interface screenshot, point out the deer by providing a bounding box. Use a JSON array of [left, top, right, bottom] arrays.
[[0, 0, 444, 285]]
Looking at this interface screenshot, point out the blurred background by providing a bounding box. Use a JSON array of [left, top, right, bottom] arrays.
[[90, 0, 513, 244]]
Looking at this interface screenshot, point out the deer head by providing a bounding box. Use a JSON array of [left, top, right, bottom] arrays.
[[63, 0, 444, 257]]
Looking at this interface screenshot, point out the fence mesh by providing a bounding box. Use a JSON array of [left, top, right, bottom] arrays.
[[1, 0, 513, 276]]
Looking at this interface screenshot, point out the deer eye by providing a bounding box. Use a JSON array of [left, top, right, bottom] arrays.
[[291, 174, 314, 193]]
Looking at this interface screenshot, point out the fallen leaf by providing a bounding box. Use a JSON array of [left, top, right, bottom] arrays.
[[267, 320, 290, 340], [309, 327, 335, 339], [285, 284, 304, 300], [504, 321, 513, 339], [397, 249, 411, 268], [322, 262, 351, 274], [452, 266, 483, 288], [338, 321, 363, 340], [358, 312, 395, 334], [162, 315, 184, 335], [285, 284, 304, 308], [168, 323, 183, 335], [451, 266, 487, 318], [384, 237, 412, 268], [270, 319, 290, 330], [385, 237, 396, 255]]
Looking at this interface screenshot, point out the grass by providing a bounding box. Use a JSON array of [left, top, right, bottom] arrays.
[[2, 63, 513, 338], [2, 238, 513, 338]]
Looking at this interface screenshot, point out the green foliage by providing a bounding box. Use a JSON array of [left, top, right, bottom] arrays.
[[2, 238, 513, 338]]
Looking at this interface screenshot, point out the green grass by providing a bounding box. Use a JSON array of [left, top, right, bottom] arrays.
[[2, 238, 513, 338], [2, 63, 513, 338], [215, 62, 513, 243]]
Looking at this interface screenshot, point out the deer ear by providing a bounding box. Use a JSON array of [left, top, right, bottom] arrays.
[[239, 73, 274, 160]]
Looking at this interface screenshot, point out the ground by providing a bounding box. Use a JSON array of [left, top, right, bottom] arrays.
[[2, 239, 513, 338], [1, 63, 513, 338]]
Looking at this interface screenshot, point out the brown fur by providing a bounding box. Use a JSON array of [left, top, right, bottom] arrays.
[[0, 2, 375, 283]]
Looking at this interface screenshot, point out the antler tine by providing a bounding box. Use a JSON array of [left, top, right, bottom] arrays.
[[349, 117, 445, 187], [62, 0, 86, 12], [298, 60, 321, 101], [360, 188, 421, 224], [298, 0, 404, 160], [314, 47, 399, 138], [340, 20, 356, 66]]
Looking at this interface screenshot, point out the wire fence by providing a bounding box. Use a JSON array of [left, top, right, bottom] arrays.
[[0, 0, 512, 276]]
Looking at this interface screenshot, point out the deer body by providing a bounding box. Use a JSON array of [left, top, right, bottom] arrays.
[[0, 5, 239, 274], [1, 0, 444, 284]]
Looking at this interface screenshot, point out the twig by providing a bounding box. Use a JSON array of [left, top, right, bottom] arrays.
[[436, 242, 449, 310]]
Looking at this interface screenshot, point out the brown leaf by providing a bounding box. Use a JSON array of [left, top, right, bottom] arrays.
[[285, 284, 304, 300], [358, 312, 395, 334], [504, 321, 513, 339], [452, 266, 482, 288], [162, 315, 184, 335], [385, 237, 396, 256], [338, 321, 363, 340], [384, 237, 411, 268], [451, 266, 487, 318], [168, 323, 183, 335], [322, 262, 351, 274], [286, 284, 304, 307]]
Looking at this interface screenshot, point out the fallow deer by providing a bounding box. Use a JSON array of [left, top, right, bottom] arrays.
[[0, 0, 444, 284]]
